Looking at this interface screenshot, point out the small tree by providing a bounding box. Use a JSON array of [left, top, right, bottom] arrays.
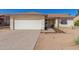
[[74, 20, 79, 26]]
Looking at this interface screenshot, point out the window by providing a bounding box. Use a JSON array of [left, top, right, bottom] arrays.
[[60, 19, 67, 24]]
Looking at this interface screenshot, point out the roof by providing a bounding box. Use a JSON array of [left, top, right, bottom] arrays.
[[48, 14, 75, 18], [73, 15, 79, 21], [13, 12, 46, 16], [0, 12, 46, 17], [8, 12, 47, 17], [17, 12, 41, 14], [0, 12, 75, 18]]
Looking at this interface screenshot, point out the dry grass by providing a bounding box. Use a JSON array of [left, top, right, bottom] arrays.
[[35, 28, 79, 50]]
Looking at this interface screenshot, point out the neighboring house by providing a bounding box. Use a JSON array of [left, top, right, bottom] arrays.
[[73, 15, 79, 22], [0, 15, 10, 26], [0, 12, 76, 30]]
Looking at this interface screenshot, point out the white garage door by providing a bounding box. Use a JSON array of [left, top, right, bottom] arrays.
[[14, 20, 44, 30]]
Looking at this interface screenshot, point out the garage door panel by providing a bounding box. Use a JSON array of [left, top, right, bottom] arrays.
[[15, 20, 44, 30]]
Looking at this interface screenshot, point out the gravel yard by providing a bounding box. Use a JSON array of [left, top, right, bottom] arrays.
[[34, 28, 79, 50]]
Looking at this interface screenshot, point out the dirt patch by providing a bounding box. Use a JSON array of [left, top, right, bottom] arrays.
[[34, 28, 79, 50]]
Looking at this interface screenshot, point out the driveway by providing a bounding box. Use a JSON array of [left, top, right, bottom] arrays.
[[0, 30, 40, 50]]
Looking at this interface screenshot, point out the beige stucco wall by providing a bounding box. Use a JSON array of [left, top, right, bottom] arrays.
[[55, 19, 74, 28], [59, 19, 74, 27], [10, 17, 14, 30], [55, 19, 58, 28]]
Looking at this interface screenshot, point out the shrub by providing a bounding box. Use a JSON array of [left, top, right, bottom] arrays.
[[74, 37, 79, 45], [74, 20, 79, 26]]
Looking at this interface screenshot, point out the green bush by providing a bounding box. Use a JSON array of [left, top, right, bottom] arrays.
[[74, 20, 79, 26], [74, 37, 79, 45]]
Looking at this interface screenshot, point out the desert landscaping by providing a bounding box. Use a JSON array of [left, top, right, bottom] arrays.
[[34, 28, 79, 50]]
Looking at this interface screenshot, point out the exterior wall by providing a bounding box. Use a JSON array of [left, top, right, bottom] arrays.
[[41, 19, 45, 29], [55, 18, 74, 28], [55, 19, 59, 28], [59, 19, 74, 27], [10, 15, 45, 30], [10, 17, 14, 30]]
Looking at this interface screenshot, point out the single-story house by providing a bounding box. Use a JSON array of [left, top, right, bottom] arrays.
[[0, 12, 76, 30], [47, 14, 75, 28]]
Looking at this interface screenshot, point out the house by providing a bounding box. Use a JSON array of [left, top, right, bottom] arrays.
[[0, 12, 76, 30], [47, 14, 75, 29], [73, 15, 79, 22]]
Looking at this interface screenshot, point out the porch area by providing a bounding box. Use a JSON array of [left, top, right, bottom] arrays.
[[42, 17, 65, 33], [42, 16, 74, 33]]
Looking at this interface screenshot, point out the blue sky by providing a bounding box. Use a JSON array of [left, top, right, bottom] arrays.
[[0, 9, 77, 16]]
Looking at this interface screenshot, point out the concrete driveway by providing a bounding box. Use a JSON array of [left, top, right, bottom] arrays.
[[0, 30, 40, 50]]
